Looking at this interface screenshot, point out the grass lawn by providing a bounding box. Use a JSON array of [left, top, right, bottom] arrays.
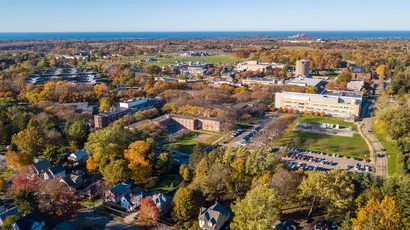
[[272, 117, 369, 158], [164, 131, 223, 154], [149, 174, 182, 195], [296, 114, 357, 131], [372, 127, 398, 176]]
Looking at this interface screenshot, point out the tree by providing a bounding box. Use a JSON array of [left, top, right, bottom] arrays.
[[37, 179, 81, 216], [5, 151, 34, 170], [64, 119, 89, 146], [230, 185, 281, 230], [268, 168, 301, 205], [179, 164, 193, 182], [98, 97, 111, 112], [124, 140, 153, 183], [382, 175, 410, 227], [299, 170, 354, 217], [376, 64, 387, 77], [353, 196, 403, 230], [138, 197, 160, 225], [3, 215, 19, 230], [85, 124, 134, 169], [10, 167, 39, 193], [13, 189, 38, 215], [305, 86, 317, 94], [172, 187, 202, 222], [154, 152, 172, 175], [100, 159, 129, 186], [190, 143, 203, 167], [11, 127, 45, 156]]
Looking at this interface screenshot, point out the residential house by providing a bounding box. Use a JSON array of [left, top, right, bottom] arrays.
[[198, 203, 231, 230], [150, 192, 172, 216], [31, 160, 52, 176], [60, 173, 84, 190], [44, 166, 66, 180], [120, 187, 144, 212], [0, 207, 19, 227], [12, 212, 45, 230], [105, 183, 131, 203], [67, 149, 88, 166]]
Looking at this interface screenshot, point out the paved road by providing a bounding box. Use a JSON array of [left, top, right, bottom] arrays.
[[360, 118, 388, 177]]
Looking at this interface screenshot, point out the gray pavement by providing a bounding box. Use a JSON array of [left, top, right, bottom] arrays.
[[360, 118, 388, 177], [281, 147, 374, 174]]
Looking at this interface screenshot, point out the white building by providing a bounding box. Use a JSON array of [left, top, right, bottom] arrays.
[[275, 91, 363, 119], [286, 76, 323, 87], [347, 80, 365, 92]]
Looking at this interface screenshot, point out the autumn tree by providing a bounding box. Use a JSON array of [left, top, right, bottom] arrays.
[[98, 97, 111, 112], [124, 140, 153, 183], [37, 179, 81, 216], [138, 197, 160, 226], [100, 159, 129, 186], [299, 170, 354, 217], [172, 187, 202, 222], [10, 167, 39, 193], [230, 185, 281, 230], [85, 124, 134, 170], [3, 215, 19, 230], [305, 86, 317, 94], [352, 196, 403, 230], [11, 127, 45, 156], [179, 164, 193, 182], [268, 168, 302, 205], [5, 151, 34, 170]]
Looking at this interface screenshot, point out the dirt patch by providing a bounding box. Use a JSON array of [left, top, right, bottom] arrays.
[[193, 134, 212, 142]]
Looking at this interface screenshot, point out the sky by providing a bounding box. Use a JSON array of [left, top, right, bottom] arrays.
[[1, 0, 410, 32]]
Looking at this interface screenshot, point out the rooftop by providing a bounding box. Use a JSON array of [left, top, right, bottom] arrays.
[[277, 91, 363, 105], [286, 76, 322, 87]]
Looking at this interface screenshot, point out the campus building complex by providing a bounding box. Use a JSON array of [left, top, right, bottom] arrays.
[[94, 97, 164, 129], [275, 91, 363, 119]]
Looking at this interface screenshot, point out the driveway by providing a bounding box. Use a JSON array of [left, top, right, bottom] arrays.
[[360, 118, 388, 177]]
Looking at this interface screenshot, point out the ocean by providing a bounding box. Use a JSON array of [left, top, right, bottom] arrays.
[[1, 31, 410, 40]]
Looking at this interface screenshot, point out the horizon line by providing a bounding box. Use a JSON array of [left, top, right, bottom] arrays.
[[2, 30, 410, 33]]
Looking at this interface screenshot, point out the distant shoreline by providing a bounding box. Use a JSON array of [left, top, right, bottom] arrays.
[[2, 31, 410, 40]]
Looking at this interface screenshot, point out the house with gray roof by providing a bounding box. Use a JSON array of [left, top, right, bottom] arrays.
[[150, 192, 172, 216], [198, 203, 231, 230], [67, 149, 88, 166], [120, 187, 143, 212], [105, 183, 132, 203]]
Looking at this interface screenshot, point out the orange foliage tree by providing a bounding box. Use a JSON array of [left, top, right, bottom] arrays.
[[138, 197, 160, 225]]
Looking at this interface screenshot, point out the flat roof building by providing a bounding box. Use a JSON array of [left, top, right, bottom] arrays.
[[347, 80, 365, 92], [235, 61, 285, 72], [275, 91, 363, 119], [242, 77, 284, 85], [286, 76, 323, 87]]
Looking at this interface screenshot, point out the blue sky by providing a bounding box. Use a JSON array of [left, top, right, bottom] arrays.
[[0, 0, 409, 32]]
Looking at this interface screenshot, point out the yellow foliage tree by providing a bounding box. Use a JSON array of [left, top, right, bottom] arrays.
[[124, 140, 153, 183], [353, 196, 403, 230]]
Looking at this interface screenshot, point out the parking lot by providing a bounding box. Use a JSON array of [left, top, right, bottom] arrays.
[[226, 114, 277, 149], [276, 146, 375, 174]]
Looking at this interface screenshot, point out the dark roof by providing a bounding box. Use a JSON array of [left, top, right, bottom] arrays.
[[14, 212, 44, 230], [0, 207, 19, 221], [110, 183, 131, 197], [48, 165, 65, 175], [32, 160, 52, 174], [351, 66, 365, 73]]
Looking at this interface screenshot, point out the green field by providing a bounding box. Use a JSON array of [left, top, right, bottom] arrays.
[[273, 116, 369, 158], [149, 174, 182, 195], [296, 114, 357, 131], [164, 131, 223, 154], [84, 54, 245, 67]]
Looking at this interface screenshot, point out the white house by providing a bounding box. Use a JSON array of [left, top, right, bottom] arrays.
[[120, 187, 144, 212]]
